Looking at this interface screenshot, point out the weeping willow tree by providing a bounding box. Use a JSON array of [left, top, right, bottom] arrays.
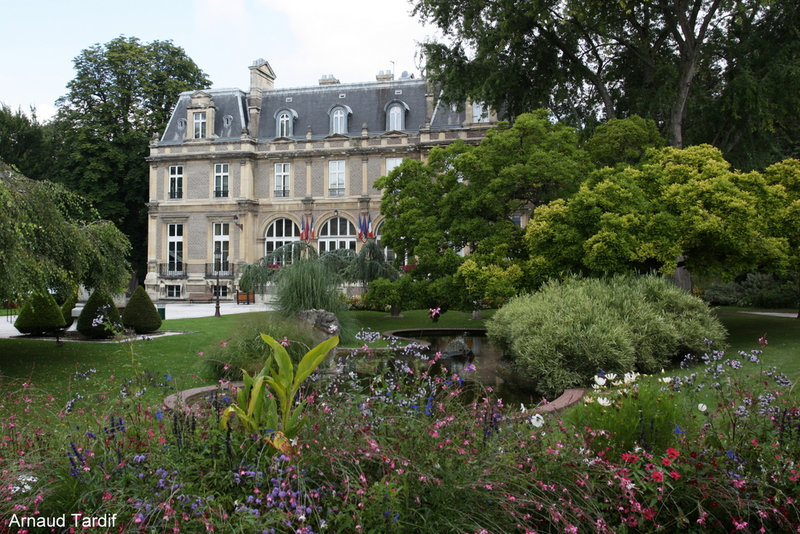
[[238, 241, 397, 315]]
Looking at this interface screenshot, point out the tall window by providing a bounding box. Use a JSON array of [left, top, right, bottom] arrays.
[[274, 163, 290, 197], [169, 165, 183, 199], [167, 223, 184, 274], [387, 104, 404, 130], [329, 160, 345, 196], [386, 157, 403, 174], [213, 222, 230, 274], [331, 107, 347, 134], [265, 218, 301, 263], [277, 112, 291, 137], [193, 111, 207, 138], [318, 216, 357, 253], [472, 102, 489, 123], [214, 163, 229, 198]]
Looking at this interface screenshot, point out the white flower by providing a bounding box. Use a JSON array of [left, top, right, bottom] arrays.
[[583, 396, 595, 404], [520, 403, 527, 414], [623, 372, 639, 384], [698, 403, 708, 412], [605, 373, 617, 381], [529, 414, 545, 427], [659, 376, 673, 384], [594, 375, 607, 387], [597, 397, 612, 407]]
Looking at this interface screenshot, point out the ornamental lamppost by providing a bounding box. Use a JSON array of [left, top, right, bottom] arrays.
[[214, 245, 222, 318]]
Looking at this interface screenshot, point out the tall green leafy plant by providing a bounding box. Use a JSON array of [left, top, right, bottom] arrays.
[[221, 334, 339, 452]]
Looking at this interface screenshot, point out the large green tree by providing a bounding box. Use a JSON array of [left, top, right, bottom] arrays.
[[376, 111, 592, 277], [0, 160, 131, 302], [51, 36, 210, 276], [0, 105, 54, 180], [525, 145, 792, 286], [413, 0, 800, 163]]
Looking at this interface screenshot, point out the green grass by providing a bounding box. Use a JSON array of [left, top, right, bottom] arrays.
[[0, 309, 484, 406], [713, 307, 800, 381], [0, 306, 795, 409]]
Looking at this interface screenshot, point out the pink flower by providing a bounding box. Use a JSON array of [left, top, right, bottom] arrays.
[[650, 471, 664, 482], [220, 342, 227, 347], [665, 447, 680, 459], [281, 337, 290, 347]]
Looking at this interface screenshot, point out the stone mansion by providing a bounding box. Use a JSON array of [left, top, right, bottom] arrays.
[[144, 59, 497, 300]]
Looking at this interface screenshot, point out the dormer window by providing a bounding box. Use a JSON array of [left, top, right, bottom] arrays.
[[185, 91, 216, 141], [472, 102, 490, 123], [329, 105, 351, 135], [275, 108, 297, 138], [384, 101, 409, 131], [193, 112, 207, 138]]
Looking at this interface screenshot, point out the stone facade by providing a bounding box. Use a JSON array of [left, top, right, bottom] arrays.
[[145, 59, 496, 301]]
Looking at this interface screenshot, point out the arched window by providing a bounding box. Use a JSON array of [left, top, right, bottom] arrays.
[[329, 105, 351, 135], [274, 109, 297, 138], [265, 218, 301, 264], [318, 216, 357, 253], [384, 101, 409, 131]]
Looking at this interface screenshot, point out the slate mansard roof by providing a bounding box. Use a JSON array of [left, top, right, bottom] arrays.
[[159, 75, 467, 145]]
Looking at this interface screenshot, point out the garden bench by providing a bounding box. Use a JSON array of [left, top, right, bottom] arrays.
[[187, 292, 214, 303], [236, 291, 255, 305]]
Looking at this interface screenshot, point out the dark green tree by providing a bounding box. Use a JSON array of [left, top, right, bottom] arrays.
[[0, 160, 131, 302], [51, 36, 210, 277], [376, 111, 589, 278], [0, 105, 54, 180], [413, 0, 800, 160]]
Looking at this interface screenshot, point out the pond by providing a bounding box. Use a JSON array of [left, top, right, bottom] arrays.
[[383, 328, 539, 406]]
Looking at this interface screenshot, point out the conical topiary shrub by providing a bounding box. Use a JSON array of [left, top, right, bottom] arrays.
[[122, 286, 162, 334], [14, 292, 66, 336], [77, 289, 122, 339]]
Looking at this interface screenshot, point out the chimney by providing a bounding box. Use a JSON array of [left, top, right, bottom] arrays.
[[249, 59, 276, 93], [376, 70, 394, 82], [319, 74, 340, 85]]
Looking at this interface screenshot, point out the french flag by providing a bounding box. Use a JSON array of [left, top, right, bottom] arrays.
[[300, 216, 307, 241], [367, 214, 374, 238], [310, 215, 315, 239]]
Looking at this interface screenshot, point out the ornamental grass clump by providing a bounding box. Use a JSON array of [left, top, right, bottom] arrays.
[[487, 274, 726, 398]]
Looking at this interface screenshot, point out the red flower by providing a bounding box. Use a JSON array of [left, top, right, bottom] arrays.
[[669, 471, 680, 481], [622, 452, 639, 463], [661, 457, 672, 466], [651, 471, 664, 482], [666, 447, 680, 459]]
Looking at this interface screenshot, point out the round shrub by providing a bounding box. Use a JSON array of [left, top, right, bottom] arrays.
[[361, 278, 401, 312], [486, 275, 726, 399], [122, 286, 162, 334], [14, 292, 66, 335], [77, 289, 122, 339]]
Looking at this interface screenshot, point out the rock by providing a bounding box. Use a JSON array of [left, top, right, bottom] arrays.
[[298, 309, 340, 339]]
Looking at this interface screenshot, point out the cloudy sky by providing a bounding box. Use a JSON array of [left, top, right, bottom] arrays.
[[1, 0, 440, 121]]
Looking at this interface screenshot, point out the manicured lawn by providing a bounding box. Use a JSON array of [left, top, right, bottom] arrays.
[[0, 306, 795, 408], [713, 307, 800, 381], [0, 309, 485, 407]]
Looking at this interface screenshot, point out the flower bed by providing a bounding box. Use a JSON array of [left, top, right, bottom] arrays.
[[0, 335, 797, 532]]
